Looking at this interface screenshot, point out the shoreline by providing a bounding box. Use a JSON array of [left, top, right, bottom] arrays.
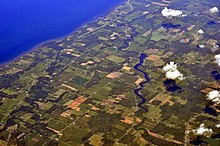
[[0, 0, 127, 66]]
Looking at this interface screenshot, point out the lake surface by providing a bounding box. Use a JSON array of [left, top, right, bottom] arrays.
[[0, 0, 125, 64]]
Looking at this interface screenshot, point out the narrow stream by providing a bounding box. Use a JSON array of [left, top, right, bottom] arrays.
[[133, 53, 150, 111]]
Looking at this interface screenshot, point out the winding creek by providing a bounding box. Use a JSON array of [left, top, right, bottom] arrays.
[[133, 53, 150, 111]]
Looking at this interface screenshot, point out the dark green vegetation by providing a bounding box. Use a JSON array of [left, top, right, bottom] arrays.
[[0, 0, 220, 145]]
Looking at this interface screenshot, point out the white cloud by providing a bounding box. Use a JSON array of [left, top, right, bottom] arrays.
[[163, 62, 184, 80], [166, 70, 183, 80], [214, 44, 219, 48], [163, 61, 177, 72], [214, 54, 220, 67], [212, 97, 220, 104], [199, 45, 205, 48], [193, 123, 213, 135], [207, 90, 220, 100], [206, 90, 220, 105], [197, 29, 204, 34], [161, 7, 183, 17], [181, 14, 187, 17], [215, 124, 220, 128], [210, 7, 219, 13]]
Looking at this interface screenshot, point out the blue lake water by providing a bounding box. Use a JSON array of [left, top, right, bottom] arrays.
[[0, 0, 125, 64], [210, 71, 220, 80], [162, 23, 181, 29]]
